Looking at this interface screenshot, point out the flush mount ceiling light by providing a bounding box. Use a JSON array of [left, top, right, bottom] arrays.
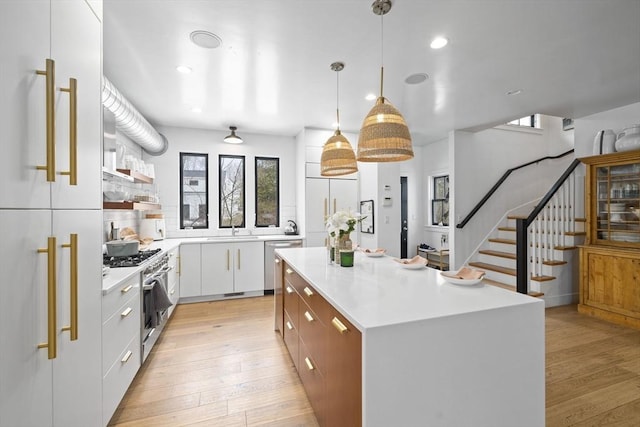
[[176, 65, 192, 74], [430, 36, 448, 49], [506, 89, 523, 96], [405, 73, 429, 85], [189, 30, 222, 49], [223, 126, 243, 144], [321, 62, 358, 177], [357, 0, 414, 163]]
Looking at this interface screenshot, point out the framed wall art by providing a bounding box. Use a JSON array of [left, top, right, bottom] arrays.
[[360, 200, 374, 234]]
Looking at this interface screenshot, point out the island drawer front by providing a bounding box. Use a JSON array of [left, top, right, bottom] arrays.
[[284, 262, 306, 292], [297, 282, 331, 324], [299, 339, 327, 427], [283, 310, 300, 371], [298, 300, 328, 375], [102, 275, 140, 323], [283, 281, 300, 326]]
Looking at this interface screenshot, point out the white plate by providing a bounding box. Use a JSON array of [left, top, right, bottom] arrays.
[[364, 251, 386, 258], [440, 272, 483, 285], [398, 262, 425, 270]]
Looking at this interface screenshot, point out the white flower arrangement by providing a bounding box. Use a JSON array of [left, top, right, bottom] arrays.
[[325, 210, 364, 238]]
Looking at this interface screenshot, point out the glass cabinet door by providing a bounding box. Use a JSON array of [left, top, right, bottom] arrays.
[[596, 163, 640, 243]]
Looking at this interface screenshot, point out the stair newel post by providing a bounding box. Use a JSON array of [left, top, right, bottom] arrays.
[[516, 218, 528, 294]]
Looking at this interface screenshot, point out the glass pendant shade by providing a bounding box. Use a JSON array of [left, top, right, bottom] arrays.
[[321, 130, 358, 176], [357, 95, 413, 162]]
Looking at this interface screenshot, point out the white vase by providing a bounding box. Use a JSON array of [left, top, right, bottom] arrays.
[[615, 124, 640, 152], [593, 129, 617, 154]]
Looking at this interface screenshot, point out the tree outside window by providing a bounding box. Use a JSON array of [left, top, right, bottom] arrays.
[[255, 157, 279, 227], [432, 175, 449, 226], [219, 155, 245, 228], [180, 153, 208, 229]]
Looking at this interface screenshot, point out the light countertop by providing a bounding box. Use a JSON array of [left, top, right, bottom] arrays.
[[275, 247, 543, 332]]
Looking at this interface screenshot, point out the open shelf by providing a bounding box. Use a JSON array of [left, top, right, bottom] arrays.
[[103, 201, 161, 211], [116, 169, 154, 184]]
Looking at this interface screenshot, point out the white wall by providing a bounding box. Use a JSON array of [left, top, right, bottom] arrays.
[[574, 102, 640, 157], [143, 125, 297, 238], [422, 138, 450, 251]]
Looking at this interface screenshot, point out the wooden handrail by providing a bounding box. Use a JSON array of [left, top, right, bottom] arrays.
[[456, 149, 575, 229]]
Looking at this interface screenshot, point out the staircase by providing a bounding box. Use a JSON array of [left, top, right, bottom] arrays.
[[469, 213, 585, 306]]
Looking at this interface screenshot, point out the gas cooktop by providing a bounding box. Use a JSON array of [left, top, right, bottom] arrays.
[[103, 248, 161, 268]]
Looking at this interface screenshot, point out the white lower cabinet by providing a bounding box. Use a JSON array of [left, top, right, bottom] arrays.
[[202, 242, 264, 295], [101, 274, 141, 426], [179, 243, 201, 298], [0, 210, 102, 427]]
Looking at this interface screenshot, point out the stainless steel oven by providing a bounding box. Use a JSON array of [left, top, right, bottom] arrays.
[[141, 252, 172, 362]]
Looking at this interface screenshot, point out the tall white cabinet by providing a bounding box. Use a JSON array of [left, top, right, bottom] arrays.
[[0, 1, 103, 426]]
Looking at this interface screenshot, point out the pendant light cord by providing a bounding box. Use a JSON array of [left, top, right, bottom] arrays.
[[380, 12, 384, 98], [336, 69, 340, 131]]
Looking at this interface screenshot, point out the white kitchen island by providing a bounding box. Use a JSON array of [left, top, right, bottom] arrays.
[[276, 247, 545, 427]]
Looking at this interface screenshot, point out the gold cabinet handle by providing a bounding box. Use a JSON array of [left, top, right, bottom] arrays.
[[60, 234, 78, 340], [121, 284, 133, 294], [177, 255, 181, 275], [304, 357, 314, 371], [170, 289, 175, 295], [286, 321, 293, 330], [237, 248, 241, 270], [121, 307, 133, 318], [304, 311, 314, 322], [37, 237, 57, 359], [331, 317, 349, 334], [286, 286, 294, 294], [303, 287, 314, 297], [121, 350, 133, 363], [36, 58, 55, 182], [286, 268, 293, 275], [333, 198, 336, 214], [226, 249, 230, 271], [324, 198, 328, 218], [59, 78, 77, 185]]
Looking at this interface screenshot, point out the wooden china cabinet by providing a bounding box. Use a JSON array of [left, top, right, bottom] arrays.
[[579, 150, 640, 329]]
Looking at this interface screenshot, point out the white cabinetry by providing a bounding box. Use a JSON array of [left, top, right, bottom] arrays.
[[0, 1, 102, 426], [202, 242, 265, 295], [101, 274, 141, 426], [305, 178, 358, 247], [179, 243, 201, 298]]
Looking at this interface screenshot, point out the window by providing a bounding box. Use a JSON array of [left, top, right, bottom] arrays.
[[431, 175, 449, 226], [219, 155, 245, 228], [180, 153, 208, 229], [255, 157, 279, 227], [508, 114, 539, 128]]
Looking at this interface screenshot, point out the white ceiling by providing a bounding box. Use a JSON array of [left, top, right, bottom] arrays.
[[104, 0, 640, 145]]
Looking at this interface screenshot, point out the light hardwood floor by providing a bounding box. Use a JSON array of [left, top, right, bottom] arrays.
[[109, 297, 640, 426]]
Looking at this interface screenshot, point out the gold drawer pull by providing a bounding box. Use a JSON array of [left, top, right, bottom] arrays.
[[303, 287, 314, 297], [304, 311, 314, 322], [121, 284, 133, 294], [304, 357, 314, 371], [331, 317, 348, 334], [170, 289, 175, 295], [286, 321, 293, 330], [121, 350, 132, 363], [286, 268, 293, 275], [275, 258, 280, 264], [286, 286, 294, 294], [121, 307, 133, 318]]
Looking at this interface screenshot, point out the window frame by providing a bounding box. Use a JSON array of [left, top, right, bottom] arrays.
[[431, 174, 449, 226], [179, 152, 209, 229], [218, 154, 246, 228], [254, 156, 280, 228]]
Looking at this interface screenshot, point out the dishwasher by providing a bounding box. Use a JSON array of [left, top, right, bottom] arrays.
[[264, 239, 303, 293]]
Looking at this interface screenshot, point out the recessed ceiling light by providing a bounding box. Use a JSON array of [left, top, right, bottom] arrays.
[[190, 30, 222, 49], [191, 107, 202, 113], [430, 37, 448, 49], [405, 73, 429, 85], [506, 89, 523, 96], [365, 93, 377, 101], [176, 65, 192, 74]]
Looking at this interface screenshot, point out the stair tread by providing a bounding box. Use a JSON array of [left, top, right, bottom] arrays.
[[542, 260, 567, 266], [482, 278, 545, 297], [479, 249, 516, 259], [565, 231, 586, 236], [469, 261, 516, 276], [531, 275, 556, 282], [488, 238, 516, 245], [498, 227, 516, 232]]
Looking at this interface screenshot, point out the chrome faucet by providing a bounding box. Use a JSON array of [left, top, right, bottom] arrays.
[[231, 224, 236, 236]]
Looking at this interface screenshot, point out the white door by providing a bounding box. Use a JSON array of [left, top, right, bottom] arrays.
[[0, 210, 53, 427], [0, 2, 51, 209], [306, 178, 330, 233], [179, 244, 202, 298], [50, 0, 101, 210], [52, 210, 102, 427], [201, 243, 234, 295], [233, 242, 265, 293]]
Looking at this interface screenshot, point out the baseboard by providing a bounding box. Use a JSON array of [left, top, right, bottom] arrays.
[[542, 292, 578, 308]]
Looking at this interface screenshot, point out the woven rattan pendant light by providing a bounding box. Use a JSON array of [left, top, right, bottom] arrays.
[[320, 62, 358, 176], [357, 0, 414, 162]]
